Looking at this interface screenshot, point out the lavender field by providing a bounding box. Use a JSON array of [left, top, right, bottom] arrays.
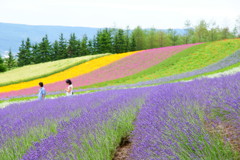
[[0, 72, 240, 159]]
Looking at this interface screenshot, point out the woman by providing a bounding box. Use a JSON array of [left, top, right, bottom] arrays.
[[65, 79, 73, 96]]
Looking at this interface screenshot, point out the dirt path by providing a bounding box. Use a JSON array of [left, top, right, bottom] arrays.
[[113, 137, 132, 160]]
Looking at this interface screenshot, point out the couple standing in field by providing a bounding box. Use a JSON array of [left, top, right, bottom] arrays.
[[38, 79, 73, 100]]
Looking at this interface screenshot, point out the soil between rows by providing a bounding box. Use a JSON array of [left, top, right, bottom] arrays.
[[113, 136, 132, 160]]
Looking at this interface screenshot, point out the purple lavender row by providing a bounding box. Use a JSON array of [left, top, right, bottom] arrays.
[[0, 89, 123, 147], [22, 87, 150, 160], [129, 73, 240, 159]]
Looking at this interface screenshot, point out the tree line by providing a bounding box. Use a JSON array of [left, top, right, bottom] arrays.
[[1, 19, 240, 71]]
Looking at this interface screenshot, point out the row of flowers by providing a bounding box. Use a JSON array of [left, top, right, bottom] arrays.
[[0, 87, 149, 160], [0, 51, 138, 94], [0, 44, 198, 99], [1, 71, 239, 159], [130, 72, 240, 159], [0, 54, 108, 86], [112, 39, 240, 85]]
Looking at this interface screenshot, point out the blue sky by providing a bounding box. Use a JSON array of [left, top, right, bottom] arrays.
[[0, 0, 239, 29]]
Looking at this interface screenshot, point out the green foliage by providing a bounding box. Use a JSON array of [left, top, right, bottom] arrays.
[[113, 29, 126, 53], [0, 54, 6, 72], [80, 34, 89, 56], [37, 35, 52, 63], [58, 33, 68, 59], [17, 40, 27, 66], [168, 28, 179, 46], [96, 28, 113, 53], [6, 49, 15, 69], [67, 33, 80, 57], [52, 40, 59, 60], [132, 26, 146, 50]]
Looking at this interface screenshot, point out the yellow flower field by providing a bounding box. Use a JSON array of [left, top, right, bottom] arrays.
[[0, 54, 109, 86], [0, 51, 138, 93]]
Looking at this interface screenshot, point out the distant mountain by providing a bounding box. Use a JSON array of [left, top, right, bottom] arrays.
[[0, 22, 186, 56], [0, 23, 100, 56]]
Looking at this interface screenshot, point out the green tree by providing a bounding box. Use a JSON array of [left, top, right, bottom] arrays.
[[113, 29, 126, 53], [157, 31, 167, 47], [6, 49, 15, 69], [17, 38, 32, 66], [25, 38, 32, 64], [220, 27, 233, 39], [87, 40, 94, 55], [58, 33, 68, 59], [168, 29, 179, 46], [93, 36, 98, 54], [132, 26, 146, 50], [130, 34, 137, 51], [96, 28, 113, 53], [52, 40, 59, 60], [124, 26, 131, 52], [194, 20, 209, 42], [17, 40, 27, 66], [81, 34, 89, 56], [38, 35, 52, 62], [235, 16, 240, 37], [67, 33, 79, 57], [208, 21, 220, 41], [31, 43, 40, 63], [182, 20, 194, 44], [0, 54, 6, 72], [146, 28, 159, 49]]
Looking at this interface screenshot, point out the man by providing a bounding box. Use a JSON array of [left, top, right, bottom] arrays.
[[38, 82, 46, 100]]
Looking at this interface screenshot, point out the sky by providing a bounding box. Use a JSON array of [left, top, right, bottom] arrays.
[[0, 0, 239, 29]]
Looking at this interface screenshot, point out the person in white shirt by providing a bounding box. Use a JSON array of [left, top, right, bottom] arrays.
[[65, 79, 73, 96]]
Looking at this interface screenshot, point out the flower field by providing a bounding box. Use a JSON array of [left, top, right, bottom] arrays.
[[67, 44, 198, 87], [0, 51, 138, 95], [86, 39, 240, 88], [130, 73, 240, 159], [0, 87, 149, 159], [0, 44, 198, 99], [0, 71, 239, 159], [0, 54, 108, 87], [1, 38, 240, 159]]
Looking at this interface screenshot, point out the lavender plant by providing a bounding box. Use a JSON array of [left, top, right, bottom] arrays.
[[0, 89, 134, 159], [22, 88, 149, 160], [129, 73, 240, 159]]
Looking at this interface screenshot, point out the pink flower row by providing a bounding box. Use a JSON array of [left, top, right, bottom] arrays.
[[1, 43, 200, 99]]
